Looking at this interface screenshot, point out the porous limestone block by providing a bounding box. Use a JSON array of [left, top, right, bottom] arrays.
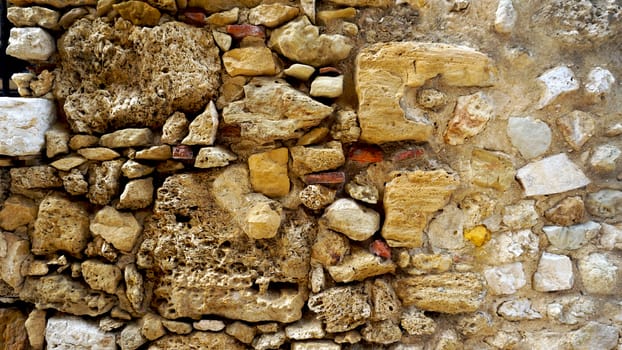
[[533, 252, 574, 292], [536, 65, 579, 109], [299, 185, 336, 210], [285, 318, 325, 340], [249, 148, 290, 197], [444, 92, 493, 145], [326, 248, 395, 283], [252, 331, 286, 350], [368, 278, 401, 322], [0, 97, 56, 156], [32, 194, 90, 257], [194, 146, 237, 168], [46, 316, 116, 350], [113, 1, 161, 26], [502, 200, 538, 230], [124, 264, 144, 311], [494, 0, 516, 34], [6, 27, 55, 61], [330, 108, 360, 143], [400, 306, 436, 336], [578, 253, 618, 295], [543, 221, 600, 250], [308, 284, 371, 333], [395, 272, 486, 314], [484, 262, 526, 295], [545, 196, 585, 226], [322, 199, 380, 241], [556, 110, 595, 151], [88, 160, 123, 205], [356, 42, 495, 144], [182, 101, 218, 146], [507, 117, 551, 159], [90, 206, 142, 253], [382, 170, 460, 247], [223, 47, 279, 77], [148, 331, 245, 350], [161, 112, 189, 145], [516, 153, 590, 196], [310, 76, 344, 98], [225, 321, 256, 344], [290, 141, 345, 175], [361, 320, 402, 345], [81, 260, 122, 294], [249, 3, 299, 27]]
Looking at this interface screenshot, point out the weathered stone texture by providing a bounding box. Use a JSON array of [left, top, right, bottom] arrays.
[[0, 308, 29, 350], [148, 331, 245, 350], [0, 98, 56, 156], [55, 18, 221, 134], [46, 315, 116, 350], [308, 284, 371, 333]]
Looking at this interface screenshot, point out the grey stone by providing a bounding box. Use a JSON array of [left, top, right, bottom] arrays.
[[586, 189, 622, 218], [0, 97, 56, 156], [516, 153, 590, 196], [507, 117, 551, 159]]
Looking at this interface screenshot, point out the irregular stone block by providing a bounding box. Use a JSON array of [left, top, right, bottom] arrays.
[[114, 1, 161, 26], [497, 299, 541, 321], [284, 64, 315, 81], [87, 160, 123, 205], [25, 309, 46, 350], [400, 307, 436, 336], [590, 144, 621, 173], [356, 42, 495, 144], [484, 262, 526, 295], [545, 196, 585, 226], [7, 6, 60, 29], [223, 78, 333, 143], [543, 221, 600, 250], [20, 275, 116, 316], [291, 341, 341, 350], [556, 110, 595, 151], [46, 315, 116, 350], [141, 313, 166, 340], [502, 200, 538, 230], [100, 128, 154, 148], [0, 97, 56, 156], [253, 331, 286, 350], [50, 156, 86, 171], [536, 65, 579, 109], [578, 253, 618, 295], [119, 322, 148, 350], [0, 232, 30, 289], [310, 76, 344, 98], [494, 0, 517, 34], [533, 252, 574, 292], [32, 194, 90, 257], [223, 47, 279, 77], [285, 318, 325, 340], [382, 170, 459, 247], [0, 195, 37, 231], [0, 308, 29, 350], [308, 284, 371, 333], [249, 3, 299, 27], [444, 92, 493, 145], [322, 199, 380, 241], [161, 112, 189, 145], [585, 67, 615, 102], [56, 18, 220, 133], [569, 322, 618, 350], [6, 27, 55, 61], [395, 272, 486, 313], [507, 116, 551, 159], [291, 142, 345, 175], [249, 148, 290, 197], [90, 206, 142, 253], [149, 331, 245, 350], [82, 260, 122, 294], [516, 153, 590, 196], [194, 146, 237, 168], [118, 178, 154, 210], [326, 248, 395, 283], [361, 320, 401, 345], [225, 321, 256, 344], [311, 225, 350, 267], [134, 145, 171, 160], [470, 149, 515, 191], [10, 166, 62, 195], [586, 189, 622, 218], [182, 101, 218, 146], [78, 147, 120, 161]]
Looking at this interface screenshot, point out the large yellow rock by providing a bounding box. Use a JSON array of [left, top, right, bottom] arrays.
[[355, 42, 495, 144], [382, 170, 460, 247], [114, 1, 161, 26], [248, 148, 290, 197], [223, 47, 279, 77]]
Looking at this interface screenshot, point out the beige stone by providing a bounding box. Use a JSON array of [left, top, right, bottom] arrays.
[[308, 284, 371, 333], [122, 160, 154, 179], [0, 232, 30, 289], [7, 27, 56, 62], [0, 195, 37, 231], [223, 47, 279, 77], [317, 7, 357, 22], [45, 126, 70, 158], [400, 307, 436, 336], [50, 156, 86, 171], [310, 76, 344, 98], [330, 108, 360, 143], [206, 7, 239, 25], [516, 153, 590, 196], [114, 1, 161, 26], [10, 166, 62, 194], [124, 264, 145, 311], [149, 331, 245, 350], [361, 320, 401, 345], [32, 194, 90, 257], [7, 6, 60, 29], [30, 70, 54, 97], [408, 253, 452, 275], [444, 92, 493, 145], [58, 7, 89, 29], [322, 198, 380, 241], [269, 16, 352, 67], [162, 320, 192, 335], [100, 128, 154, 148], [135, 145, 172, 160], [77, 147, 120, 160], [299, 185, 336, 210], [327, 248, 395, 283], [242, 194, 283, 239], [25, 309, 46, 350], [225, 321, 256, 344], [291, 141, 345, 175], [140, 313, 166, 341], [328, 0, 391, 6], [81, 259, 122, 294], [87, 160, 123, 205], [212, 31, 232, 51], [284, 64, 315, 81], [194, 146, 237, 168], [545, 196, 585, 226], [249, 3, 299, 27], [253, 331, 286, 350], [470, 149, 515, 191], [297, 127, 329, 146], [382, 170, 460, 247], [146, 0, 176, 11], [312, 226, 350, 267], [161, 112, 189, 145], [557, 110, 595, 151], [0, 308, 28, 349], [118, 177, 154, 210], [60, 168, 88, 196], [91, 206, 142, 253], [119, 322, 148, 350], [69, 134, 99, 150], [249, 148, 290, 197], [182, 101, 219, 146], [285, 318, 325, 340], [291, 341, 341, 350], [356, 42, 495, 143], [395, 272, 486, 313]]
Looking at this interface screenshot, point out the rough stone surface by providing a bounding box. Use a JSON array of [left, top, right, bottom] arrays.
[[194, 146, 237, 168], [586, 189, 622, 219], [249, 148, 290, 197], [533, 252, 574, 292], [326, 248, 395, 283], [100, 128, 153, 148], [7, 6, 60, 29], [308, 284, 371, 333], [545, 196, 585, 226], [310, 76, 344, 98], [0, 195, 37, 231], [590, 144, 621, 173], [148, 331, 245, 350], [497, 299, 541, 321], [585, 67, 615, 101], [6, 27, 55, 61], [0, 97, 56, 156], [444, 92, 493, 145], [25, 309, 46, 350], [249, 3, 299, 27], [0, 232, 29, 289], [118, 177, 154, 210], [223, 47, 279, 77], [291, 142, 345, 175], [114, 1, 161, 26], [90, 206, 142, 253], [516, 153, 590, 196], [507, 117, 552, 159], [87, 160, 123, 205], [578, 253, 618, 295], [536, 65, 579, 109], [322, 199, 380, 241], [484, 262, 526, 295], [543, 221, 600, 250], [55, 18, 220, 134], [569, 322, 618, 350], [161, 112, 189, 145], [556, 110, 595, 151], [81, 259, 122, 294], [181, 101, 218, 146], [77, 148, 120, 161], [46, 315, 116, 350], [0, 308, 29, 350]]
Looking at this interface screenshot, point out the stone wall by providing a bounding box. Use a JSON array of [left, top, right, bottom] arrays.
[[1, 0, 622, 349]]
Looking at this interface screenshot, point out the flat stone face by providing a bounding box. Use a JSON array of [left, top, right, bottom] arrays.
[[46, 316, 116, 350], [0, 97, 56, 156], [516, 153, 590, 196], [533, 252, 574, 292], [355, 42, 495, 144]]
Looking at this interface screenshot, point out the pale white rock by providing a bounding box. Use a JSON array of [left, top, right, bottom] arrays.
[[322, 198, 380, 241], [543, 221, 600, 250], [536, 66, 579, 109], [182, 101, 219, 146], [193, 319, 225, 331], [46, 315, 116, 350], [578, 253, 618, 295], [605, 122, 622, 137], [516, 153, 590, 196], [569, 322, 618, 350], [589, 144, 621, 173], [291, 341, 341, 350], [502, 200, 538, 230], [7, 6, 60, 29], [556, 110, 595, 151], [600, 223, 622, 250], [427, 204, 465, 250], [253, 331, 287, 350], [494, 0, 516, 34], [310, 76, 344, 98], [6, 27, 56, 61], [507, 117, 551, 159], [586, 189, 622, 218], [310, 264, 325, 293], [284, 64, 315, 81], [584, 67, 615, 101], [484, 262, 526, 295], [533, 252, 574, 292], [212, 31, 232, 51], [497, 299, 542, 321], [546, 296, 596, 325], [285, 318, 325, 340], [90, 206, 142, 253], [0, 97, 56, 156], [483, 230, 539, 264], [194, 146, 237, 168]]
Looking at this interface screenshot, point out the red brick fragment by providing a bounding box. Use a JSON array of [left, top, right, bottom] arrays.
[[172, 145, 194, 160], [226, 24, 266, 39], [370, 240, 391, 260], [393, 148, 424, 162], [303, 171, 346, 185], [348, 144, 383, 163]]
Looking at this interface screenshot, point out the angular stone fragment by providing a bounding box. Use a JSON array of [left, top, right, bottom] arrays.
[[70, 135, 99, 150], [0, 195, 37, 231], [118, 178, 154, 210], [586, 189, 622, 218], [284, 64, 315, 81], [141, 313, 166, 340], [242, 194, 283, 239], [494, 0, 516, 34], [32, 194, 90, 257], [310, 76, 344, 98], [124, 264, 144, 312], [134, 145, 171, 160], [356, 42, 495, 144], [291, 141, 345, 175], [20, 275, 116, 316], [536, 66, 579, 109], [223, 47, 279, 77], [119, 322, 148, 350], [484, 262, 526, 295], [497, 299, 541, 321], [61, 169, 88, 196], [444, 92, 493, 145], [212, 31, 231, 51], [81, 260, 122, 294], [469, 148, 515, 191], [88, 160, 123, 205], [516, 153, 590, 196], [330, 108, 360, 143], [507, 117, 551, 159], [6, 27, 55, 61], [543, 221, 600, 250], [590, 144, 620, 173], [10, 166, 62, 194], [0, 232, 30, 289], [400, 306, 436, 336], [502, 200, 538, 230], [161, 112, 189, 145], [223, 78, 333, 142], [181, 101, 218, 146], [327, 248, 395, 283], [25, 309, 46, 350], [382, 170, 459, 247], [322, 199, 380, 241], [100, 128, 154, 148], [395, 272, 485, 313], [556, 110, 595, 151], [226, 321, 256, 344], [308, 284, 371, 333], [533, 252, 574, 292], [7, 6, 60, 29], [90, 206, 142, 253], [50, 156, 86, 171], [122, 160, 154, 179], [249, 4, 299, 27], [578, 253, 618, 295], [0, 97, 56, 156], [299, 185, 336, 210], [269, 16, 352, 67], [194, 146, 237, 168], [585, 67, 615, 102], [311, 226, 350, 267], [249, 148, 290, 197], [45, 126, 70, 158], [545, 196, 585, 226], [114, 1, 160, 26]]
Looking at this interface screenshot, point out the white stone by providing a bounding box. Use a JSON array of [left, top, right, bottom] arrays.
[[536, 66, 579, 109], [322, 198, 380, 241], [483, 229, 539, 264], [570, 322, 618, 350], [600, 223, 622, 250], [507, 117, 551, 159], [194, 146, 237, 168], [516, 153, 590, 196], [6, 27, 56, 61], [253, 331, 287, 350], [497, 299, 542, 321], [533, 252, 574, 292], [585, 67, 615, 101], [578, 253, 618, 295], [46, 316, 116, 350], [0, 97, 56, 156], [543, 221, 600, 250], [590, 144, 621, 173], [546, 296, 596, 325], [291, 341, 341, 350], [427, 204, 466, 251], [284, 64, 315, 81], [484, 262, 526, 295], [285, 318, 325, 340], [502, 200, 538, 230], [192, 319, 225, 331], [494, 0, 517, 34], [310, 76, 344, 98]]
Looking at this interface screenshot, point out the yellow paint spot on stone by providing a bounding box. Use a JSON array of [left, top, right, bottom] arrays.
[[464, 225, 490, 247]]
